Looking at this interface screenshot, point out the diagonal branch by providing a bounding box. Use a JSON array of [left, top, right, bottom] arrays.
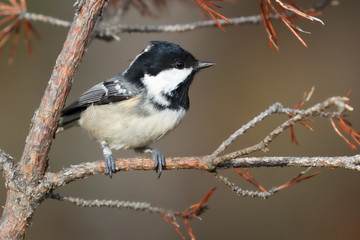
[[212, 96, 350, 161], [17, 0, 108, 183], [0, 0, 108, 239], [0, 148, 15, 180], [211, 102, 283, 158]]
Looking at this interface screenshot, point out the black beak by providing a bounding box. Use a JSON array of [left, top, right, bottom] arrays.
[[197, 61, 215, 70]]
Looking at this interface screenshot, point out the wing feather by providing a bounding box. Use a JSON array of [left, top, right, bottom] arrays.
[[59, 74, 139, 127]]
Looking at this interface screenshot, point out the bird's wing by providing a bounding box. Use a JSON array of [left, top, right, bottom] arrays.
[[59, 74, 139, 127], [62, 74, 138, 114]]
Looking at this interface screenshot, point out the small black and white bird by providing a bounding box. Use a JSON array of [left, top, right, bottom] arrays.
[[58, 41, 214, 177]]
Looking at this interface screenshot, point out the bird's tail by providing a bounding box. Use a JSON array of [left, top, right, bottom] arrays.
[[56, 112, 81, 133]]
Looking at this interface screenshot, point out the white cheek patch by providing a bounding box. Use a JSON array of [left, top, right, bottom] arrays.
[[142, 68, 193, 105]]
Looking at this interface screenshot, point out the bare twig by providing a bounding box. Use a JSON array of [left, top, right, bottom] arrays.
[[23, 12, 72, 28], [214, 168, 320, 199], [20, 12, 262, 34], [214, 172, 276, 199], [213, 96, 350, 163], [44, 154, 359, 188], [47, 192, 164, 213], [211, 102, 283, 158], [18, 0, 333, 39], [47, 189, 216, 239], [217, 155, 360, 171]]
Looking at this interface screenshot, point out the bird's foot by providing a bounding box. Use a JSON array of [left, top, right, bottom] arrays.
[[101, 141, 116, 178], [137, 147, 166, 178], [151, 148, 166, 178]]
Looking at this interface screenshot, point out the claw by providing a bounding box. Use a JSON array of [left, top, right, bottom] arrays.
[[101, 141, 116, 178], [104, 154, 116, 178], [151, 148, 166, 178], [137, 147, 166, 178]]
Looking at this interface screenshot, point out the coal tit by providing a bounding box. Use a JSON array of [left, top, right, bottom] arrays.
[[58, 41, 214, 177]]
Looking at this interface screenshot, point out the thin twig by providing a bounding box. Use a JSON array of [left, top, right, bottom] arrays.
[[47, 192, 188, 238], [47, 189, 215, 239], [214, 172, 276, 199], [47, 192, 165, 213], [21, 12, 263, 34], [213, 96, 351, 163], [23, 12, 72, 28], [19, 0, 333, 39], [211, 102, 283, 158], [96, 16, 260, 34], [214, 96, 348, 159], [214, 167, 321, 199]]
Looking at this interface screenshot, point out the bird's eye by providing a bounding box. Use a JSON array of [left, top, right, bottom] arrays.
[[175, 60, 185, 69]]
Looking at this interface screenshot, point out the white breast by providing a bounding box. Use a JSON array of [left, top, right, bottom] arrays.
[[79, 96, 186, 150]]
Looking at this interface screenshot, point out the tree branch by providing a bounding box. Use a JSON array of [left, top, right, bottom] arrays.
[[23, 12, 72, 28], [213, 168, 320, 199], [19, 0, 333, 39], [17, 3, 105, 181], [42, 94, 358, 190], [46, 189, 216, 239], [0, 1, 352, 239], [219, 155, 360, 171], [213, 96, 350, 161], [0, 0, 108, 238], [47, 192, 165, 213], [0, 149, 15, 181], [44, 154, 360, 190], [96, 0, 332, 35], [44, 156, 213, 189], [21, 12, 266, 35], [214, 172, 277, 199]]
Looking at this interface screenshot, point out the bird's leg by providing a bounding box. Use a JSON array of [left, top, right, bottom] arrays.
[[135, 147, 166, 178], [100, 141, 116, 177]]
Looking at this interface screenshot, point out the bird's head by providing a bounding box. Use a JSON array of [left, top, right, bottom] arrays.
[[124, 41, 214, 109]]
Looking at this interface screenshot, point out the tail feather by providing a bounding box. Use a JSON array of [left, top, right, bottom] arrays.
[[57, 111, 82, 133]]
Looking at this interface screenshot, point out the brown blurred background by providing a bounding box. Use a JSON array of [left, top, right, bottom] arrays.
[[1, 0, 360, 239]]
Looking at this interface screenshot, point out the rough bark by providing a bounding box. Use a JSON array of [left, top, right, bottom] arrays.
[[0, 1, 107, 238]]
